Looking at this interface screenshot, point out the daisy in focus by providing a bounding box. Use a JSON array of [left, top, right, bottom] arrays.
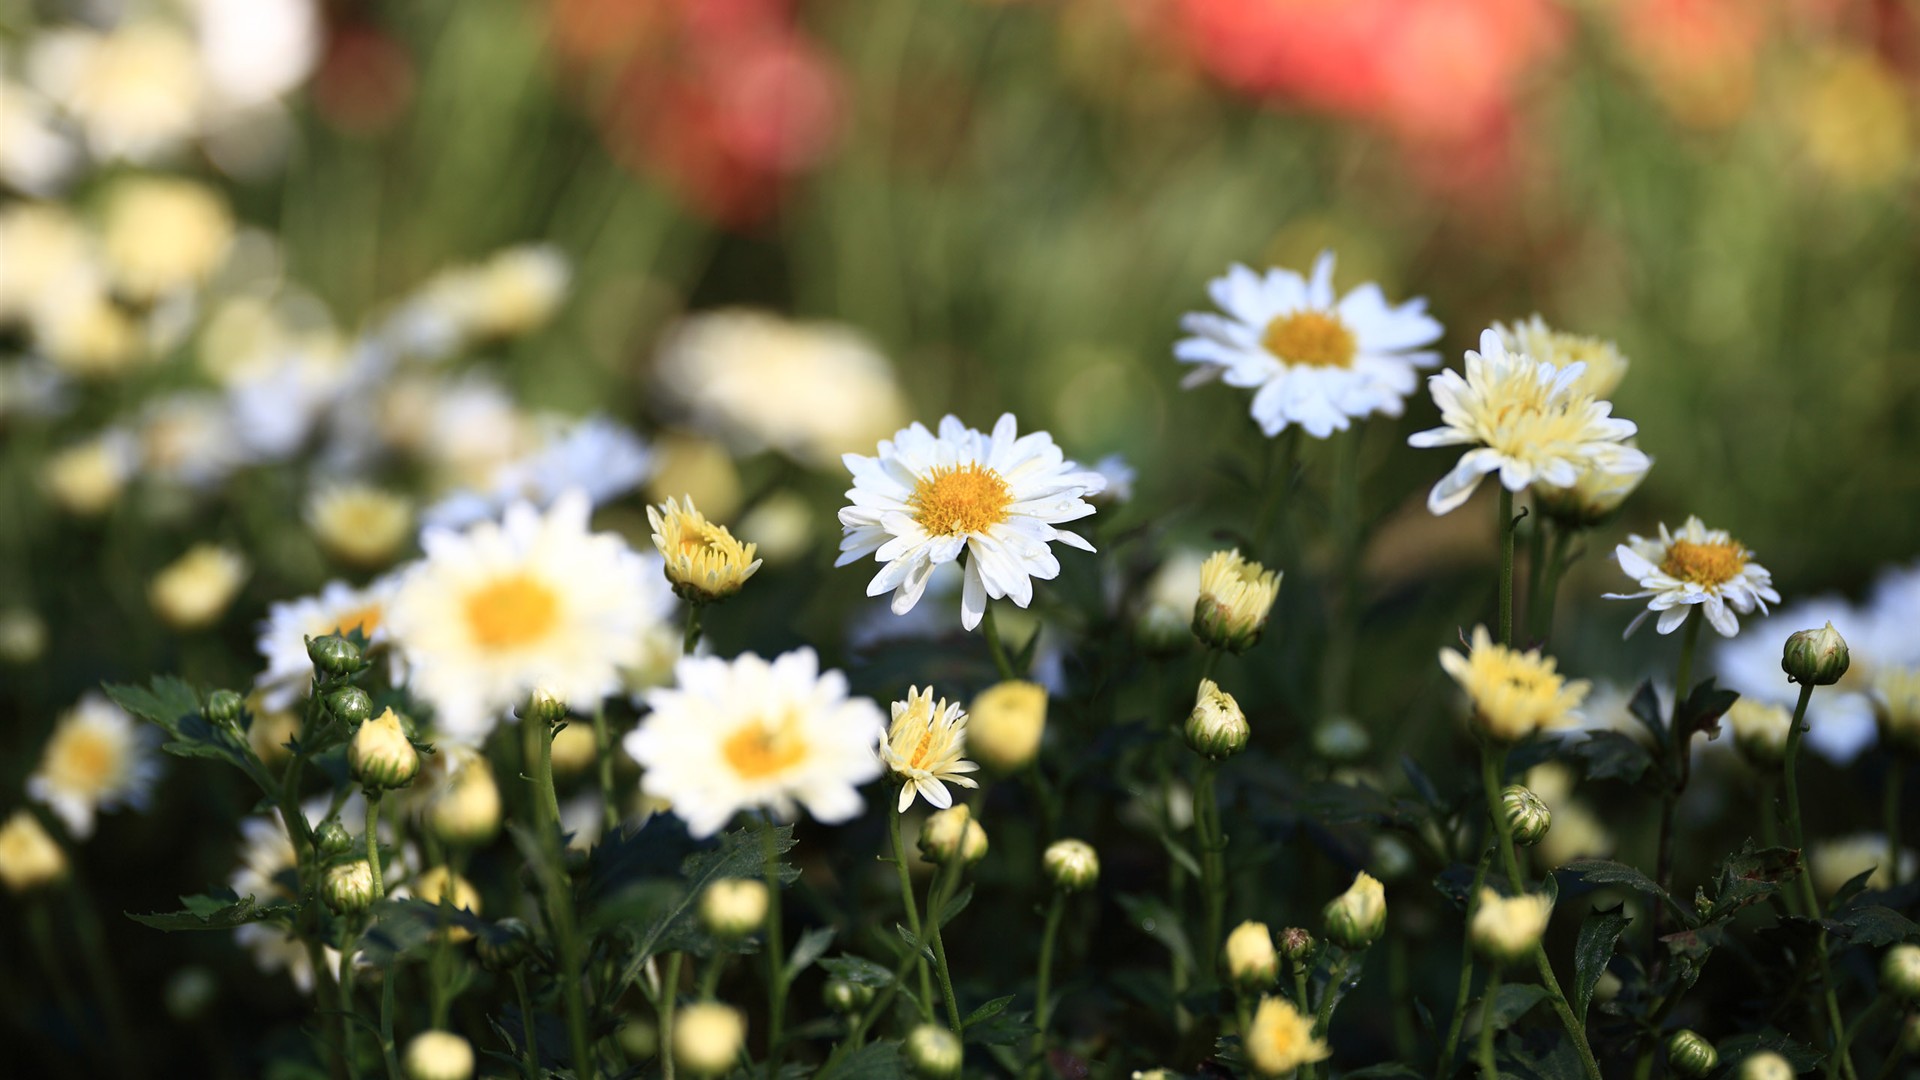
[[1175, 251, 1443, 439], [837, 414, 1105, 631], [649, 495, 763, 604], [624, 647, 886, 837], [1408, 329, 1648, 515], [386, 491, 668, 745], [254, 576, 399, 710], [880, 686, 978, 812], [28, 692, 160, 838], [1607, 516, 1779, 638], [1440, 625, 1590, 742]]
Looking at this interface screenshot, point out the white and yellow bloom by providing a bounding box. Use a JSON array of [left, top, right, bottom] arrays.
[[881, 686, 979, 812], [28, 693, 160, 838], [1493, 315, 1629, 400], [1408, 329, 1648, 515], [150, 544, 250, 630], [649, 495, 762, 603], [254, 577, 398, 710], [387, 492, 664, 745], [837, 414, 1105, 631], [1440, 626, 1590, 742], [1243, 995, 1332, 1077], [624, 648, 886, 837], [1607, 516, 1779, 638], [1176, 251, 1443, 438], [1470, 887, 1554, 965], [305, 482, 413, 568], [98, 176, 234, 301]]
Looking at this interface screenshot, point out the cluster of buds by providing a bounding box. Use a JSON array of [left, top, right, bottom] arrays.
[[919, 805, 988, 868], [1043, 838, 1100, 892], [1322, 872, 1386, 951], [1185, 679, 1249, 758], [1192, 550, 1281, 654], [1500, 785, 1552, 846]]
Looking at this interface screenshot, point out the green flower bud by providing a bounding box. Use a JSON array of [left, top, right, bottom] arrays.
[[522, 686, 568, 727], [1323, 871, 1387, 950], [1501, 785, 1552, 847], [1043, 838, 1099, 892], [1782, 622, 1849, 686], [327, 686, 373, 726], [307, 634, 363, 678], [324, 859, 376, 915], [1279, 927, 1317, 972], [904, 1023, 963, 1079], [476, 918, 533, 971], [315, 820, 354, 858], [616, 1018, 658, 1060], [205, 689, 246, 729], [349, 708, 420, 790], [1666, 1029, 1718, 1077], [823, 978, 875, 1015], [1185, 679, 1249, 758]]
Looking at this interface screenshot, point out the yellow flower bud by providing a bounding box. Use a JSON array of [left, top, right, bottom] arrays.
[[1323, 871, 1386, 950], [918, 805, 988, 868], [1224, 920, 1280, 992], [673, 1002, 746, 1076], [1469, 887, 1552, 967], [904, 1023, 963, 1079], [349, 708, 420, 790], [0, 810, 67, 892], [1193, 549, 1280, 654], [967, 680, 1047, 772], [1783, 622, 1850, 686], [699, 878, 770, 939], [403, 1030, 474, 1080], [148, 545, 249, 630], [306, 483, 414, 569], [1043, 838, 1099, 891], [649, 496, 763, 604], [548, 722, 599, 776], [43, 436, 133, 516], [1727, 698, 1793, 768], [1186, 679, 1249, 758], [426, 756, 502, 849]]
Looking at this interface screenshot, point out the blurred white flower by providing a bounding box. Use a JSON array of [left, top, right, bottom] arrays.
[[188, 0, 321, 110], [139, 392, 243, 490], [1176, 252, 1443, 439], [0, 76, 80, 195], [28, 23, 205, 163], [28, 693, 160, 838], [421, 415, 652, 530]]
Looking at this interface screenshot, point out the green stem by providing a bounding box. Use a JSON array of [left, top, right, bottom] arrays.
[[682, 603, 703, 654], [1253, 428, 1301, 559], [365, 791, 384, 899], [1196, 759, 1226, 981], [380, 964, 400, 1080], [593, 705, 619, 833], [1783, 681, 1853, 1080], [1438, 848, 1495, 1079], [27, 902, 93, 1069], [888, 805, 937, 1022], [1028, 890, 1067, 1080], [1478, 970, 1501, 1080], [1835, 993, 1893, 1076], [526, 716, 594, 1080], [981, 601, 1018, 681], [1526, 515, 1548, 644], [1654, 615, 1703, 942], [1293, 967, 1311, 1015], [1497, 488, 1516, 647], [699, 953, 726, 1001], [338, 945, 361, 1079], [758, 818, 789, 1067], [67, 882, 142, 1079], [512, 968, 539, 1080], [925, 859, 964, 1033], [1313, 951, 1353, 1035], [1197, 646, 1220, 685], [1322, 429, 1362, 716], [658, 952, 682, 1080], [1538, 526, 1574, 646]]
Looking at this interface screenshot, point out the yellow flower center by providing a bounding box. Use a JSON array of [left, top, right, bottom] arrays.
[[1660, 540, 1747, 588], [1262, 311, 1357, 368], [463, 573, 559, 650], [56, 729, 119, 791], [911, 463, 1012, 537], [722, 716, 808, 779], [329, 604, 383, 639]]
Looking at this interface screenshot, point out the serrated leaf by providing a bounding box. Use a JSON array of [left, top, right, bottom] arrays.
[[1559, 860, 1688, 923], [788, 926, 836, 976], [1707, 841, 1800, 922], [128, 893, 297, 931], [1824, 904, 1919, 946], [1828, 867, 1879, 912], [104, 676, 202, 734], [1569, 730, 1656, 786], [816, 1040, 908, 1080], [962, 995, 1015, 1029], [1574, 905, 1630, 1021], [961, 1006, 1034, 1046]]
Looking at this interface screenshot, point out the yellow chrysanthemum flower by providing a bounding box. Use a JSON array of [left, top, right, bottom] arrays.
[[881, 686, 979, 813], [648, 495, 762, 604], [1439, 625, 1590, 742], [1243, 995, 1331, 1077], [1194, 549, 1281, 654]]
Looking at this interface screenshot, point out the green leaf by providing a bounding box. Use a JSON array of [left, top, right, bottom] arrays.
[[1483, 983, 1548, 1027], [962, 995, 1015, 1030], [1574, 905, 1630, 1021], [937, 884, 974, 928], [1344, 1067, 1425, 1080], [1569, 731, 1656, 786], [104, 676, 202, 733], [1715, 1032, 1822, 1072], [819, 954, 898, 988], [128, 893, 297, 931], [1559, 859, 1689, 924], [788, 926, 836, 977], [1676, 678, 1739, 742], [105, 676, 276, 794], [961, 1005, 1034, 1047], [815, 1040, 907, 1080], [1627, 679, 1666, 744], [1116, 893, 1194, 973], [1824, 904, 1920, 946], [608, 823, 797, 990], [1707, 841, 1801, 922]]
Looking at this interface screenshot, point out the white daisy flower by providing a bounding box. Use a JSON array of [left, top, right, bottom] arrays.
[[1492, 315, 1629, 400], [1713, 561, 1920, 764], [1175, 251, 1443, 439], [27, 693, 160, 839], [1408, 329, 1648, 515], [881, 686, 979, 812], [837, 414, 1105, 632], [387, 491, 667, 745], [253, 577, 401, 712], [421, 415, 652, 530], [1605, 516, 1780, 638], [624, 647, 886, 838]]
